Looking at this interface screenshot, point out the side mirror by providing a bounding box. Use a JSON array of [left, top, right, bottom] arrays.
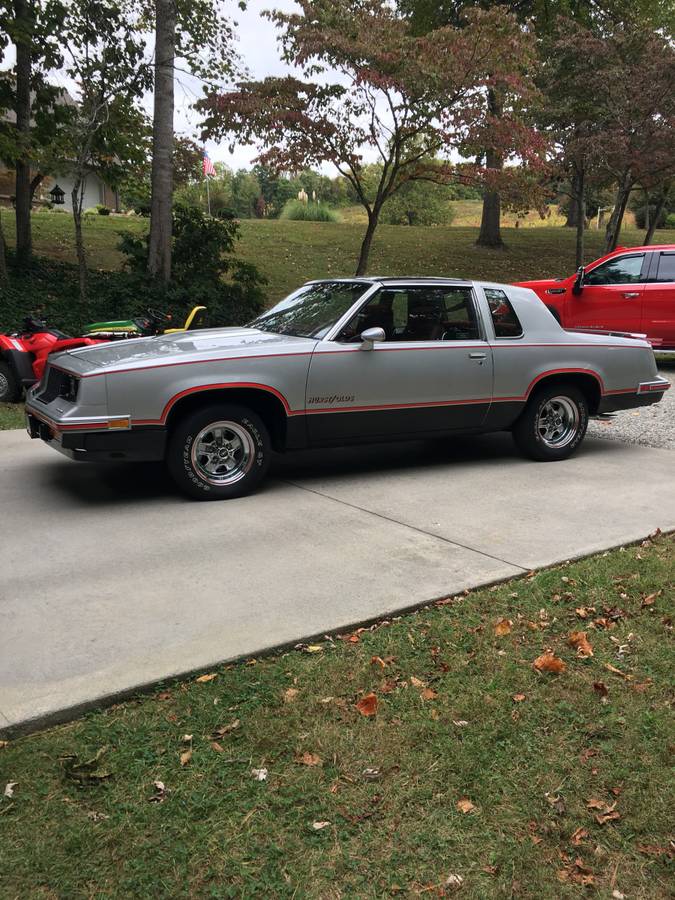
[[572, 266, 585, 295], [359, 326, 386, 350]]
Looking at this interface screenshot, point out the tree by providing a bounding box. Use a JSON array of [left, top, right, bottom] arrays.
[[0, 0, 65, 267], [144, 0, 240, 282], [58, 0, 151, 301], [199, 0, 544, 275]]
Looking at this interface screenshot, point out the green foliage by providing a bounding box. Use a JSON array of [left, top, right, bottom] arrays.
[[380, 181, 456, 226], [0, 207, 266, 335], [96, 205, 111, 216], [665, 213, 675, 229], [280, 200, 341, 222]]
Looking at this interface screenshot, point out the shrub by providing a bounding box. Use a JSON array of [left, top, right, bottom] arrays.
[[97, 205, 111, 216], [665, 213, 675, 229], [0, 206, 267, 336], [280, 200, 341, 222], [634, 204, 669, 230]]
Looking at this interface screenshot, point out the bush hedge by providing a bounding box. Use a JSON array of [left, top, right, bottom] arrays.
[[280, 200, 341, 222], [0, 206, 267, 336]]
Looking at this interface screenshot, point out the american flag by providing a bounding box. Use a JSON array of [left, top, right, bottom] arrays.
[[203, 152, 216, 178]]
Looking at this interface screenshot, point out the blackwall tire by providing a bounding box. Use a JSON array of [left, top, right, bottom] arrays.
[[512, 383, 589, 461], [167, 404, 271, 500], [0, 362, 21, 403]]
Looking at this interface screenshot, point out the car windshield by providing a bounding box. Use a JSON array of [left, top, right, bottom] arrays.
[[250, 281, 371, 339]]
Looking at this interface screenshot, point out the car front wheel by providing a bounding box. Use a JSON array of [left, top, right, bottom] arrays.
[[512, 383, 589, 461], [167, 404, 271, 500]]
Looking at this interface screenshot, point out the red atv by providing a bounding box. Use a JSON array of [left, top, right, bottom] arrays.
[[0, 317, 101, 403]]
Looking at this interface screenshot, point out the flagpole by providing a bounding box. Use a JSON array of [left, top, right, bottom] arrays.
[[205, 173, 211, 216]]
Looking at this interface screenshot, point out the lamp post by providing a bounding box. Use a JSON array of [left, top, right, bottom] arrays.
[[49, 184, 66, 206]]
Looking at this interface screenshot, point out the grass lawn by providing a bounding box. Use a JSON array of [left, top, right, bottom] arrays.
[[1, 534, 672, 898], [2, 208, 670, 304], [0, 402, 24, 430]]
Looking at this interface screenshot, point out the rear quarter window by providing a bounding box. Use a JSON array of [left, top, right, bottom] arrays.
[[485, 288, 523, 338], [655, 253, 675, 283]]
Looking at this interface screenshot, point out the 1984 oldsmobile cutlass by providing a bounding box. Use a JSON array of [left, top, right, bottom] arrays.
[[26, 278, 669, 499]]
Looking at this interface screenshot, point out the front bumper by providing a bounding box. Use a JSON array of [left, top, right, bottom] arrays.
[[26, 411, 166, 462]]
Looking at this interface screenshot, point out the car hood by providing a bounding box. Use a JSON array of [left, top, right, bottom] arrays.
[[50, 327, 317, 376], [513, 278, 568, 291]]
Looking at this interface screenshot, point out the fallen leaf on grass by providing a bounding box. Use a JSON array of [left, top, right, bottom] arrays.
[[558, 858, 595, 886], [585, 798, 606, 810], [251, 767, 268, 781], [4, 782, 17, 798], [604, 663, 632, 680], [312, 820, 331, 830], [297, 751, 322, 767], [570, 826, 588, 845], [596, 809, 621, 825], [568, 631, 593, 658], [444, 874, 464, 890], [641, 590, 661, 607], [283, 688, 299, 703], [210, 719, 240, 739], [60, 747, 111, 784], [371, 656, 386, 668], [452, 719, 469, 727], [545, 792, 566, 814], [593, 682, 609, 698], [156, 691, 172, 701], [305, 645, 324, 654], [637, 843, 675, 858], [148, 780, 168, 803], [533, 652, 567, 674], [195, 673, 217, 683], [410, 676, 426, 688], [211, 742, 224, 752], [421, 688, 438, 701], [180, 749, 192, 767], [494, 618, 512, 636], [512, 693, 526, 703], [355, 692, 378, 717], [380, 678, 397, 694], [456, 798, 476, 814]]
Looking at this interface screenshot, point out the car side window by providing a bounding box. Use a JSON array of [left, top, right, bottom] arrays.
[[485, 289, 523, 337], [655, 253, 675, 283], [584, 254, 645, 286], [338, 287, 480, 342]]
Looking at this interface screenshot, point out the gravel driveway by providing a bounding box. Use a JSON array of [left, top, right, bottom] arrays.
[[588, 360, 675, 450]]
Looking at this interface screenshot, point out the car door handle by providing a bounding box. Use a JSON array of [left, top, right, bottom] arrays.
[[623, 292, 639, 298], [469, 352, 487, 359]]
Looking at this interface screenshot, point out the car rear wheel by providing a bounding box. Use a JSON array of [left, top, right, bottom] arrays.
[[0, 361, 21, 403], [167, 404, 271, 500], [512, 383, 589, 461]]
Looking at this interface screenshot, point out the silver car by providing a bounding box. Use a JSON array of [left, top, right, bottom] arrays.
[[25, 277, 670, 499]]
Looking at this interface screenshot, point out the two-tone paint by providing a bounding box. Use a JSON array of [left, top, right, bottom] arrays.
[[25, 278, 669, 463]]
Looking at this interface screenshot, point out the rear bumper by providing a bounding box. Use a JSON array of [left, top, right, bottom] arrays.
[[598, 378, 670, 414], [26, 412, 166, 462]]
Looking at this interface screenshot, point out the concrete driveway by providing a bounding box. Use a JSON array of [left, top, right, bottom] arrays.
[[1, 427, 673, 735]]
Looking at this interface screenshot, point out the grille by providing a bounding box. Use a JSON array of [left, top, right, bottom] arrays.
[[36, 366, 79, 403]]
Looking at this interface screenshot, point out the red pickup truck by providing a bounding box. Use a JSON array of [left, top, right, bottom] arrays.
[[515, 244, 675, 350]]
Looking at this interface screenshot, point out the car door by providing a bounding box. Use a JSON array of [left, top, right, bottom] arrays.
[[567, 252, 647, 332], [642, 250, 675, 348], [305, 284, 493, 445]]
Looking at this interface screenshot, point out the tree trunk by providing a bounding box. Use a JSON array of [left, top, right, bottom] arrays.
[[642, 187, 650, 234], [0, 212, 8, 286], [14, 0, 33, 268], [604, 173, 632, 253], [566, 169, 582, 228], [644, 188, 668, 245], [147, 0, 176, 282], [71, 181, 88, 303], [575, 168, 585, 269], [476, 90, 504, 249], [355, 210, 379, 276]]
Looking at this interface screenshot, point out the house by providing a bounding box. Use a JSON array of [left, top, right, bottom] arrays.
[[0, 163, 120, 212], [0, 82, 121, 212]]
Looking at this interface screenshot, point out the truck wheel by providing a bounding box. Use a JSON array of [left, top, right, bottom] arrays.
[[0, 361, 21, 403], [512, 383, 588, 461], [167, 404, 271, 500]]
